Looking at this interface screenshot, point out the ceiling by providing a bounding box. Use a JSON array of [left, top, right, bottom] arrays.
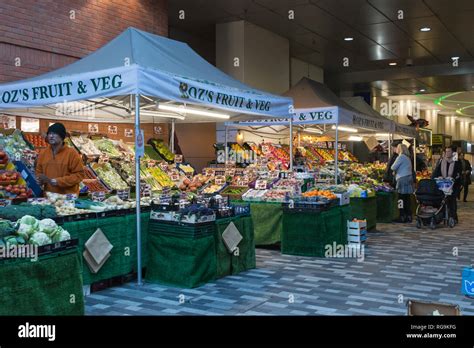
[[168, 0, 474, 96]]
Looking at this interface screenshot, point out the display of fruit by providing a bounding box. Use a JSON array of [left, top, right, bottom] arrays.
[[24, 133, 48, 149], [82, 179, 109, 193], [149, 139, 175, 162], [178, 164, 194, 175], [0, 130, 30, 160], [0, 171, 20, 184], [0, 183, 32, 198], [0, 151, 8, 169], [302, 189, 337, 200], [202, 184, 225, 194]]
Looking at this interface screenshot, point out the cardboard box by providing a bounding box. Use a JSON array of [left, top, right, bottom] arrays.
[[407, 300, 461, 316]]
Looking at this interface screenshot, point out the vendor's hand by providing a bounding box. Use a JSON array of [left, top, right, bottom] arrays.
[[37, 174, 51, 185]]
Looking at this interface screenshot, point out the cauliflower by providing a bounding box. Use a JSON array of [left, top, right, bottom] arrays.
[[29, 232, 52, 246], [52, 229, 71, 243], [38, 218, 58, 236]]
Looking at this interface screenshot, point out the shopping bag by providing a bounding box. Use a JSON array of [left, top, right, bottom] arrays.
[[461, 266, 474, 297]]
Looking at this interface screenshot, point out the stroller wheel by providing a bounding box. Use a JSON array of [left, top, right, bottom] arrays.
[[416, 218, 422, 229], [448, 217, 456, 228], [430, 217, 436, 230]]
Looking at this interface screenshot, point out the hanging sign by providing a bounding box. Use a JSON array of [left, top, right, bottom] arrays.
[[205, 168, 215, 177], [225, 168, 236, 177], [107, 125, 117, 135], [135, 129, 145, 158], [153, 126, 163, 135], [140, 183, 152, 197], [255, 180, 267, 190], [88, 124, 99, 134], [237, 176, 249, 186], [124, 129, 134, 138]]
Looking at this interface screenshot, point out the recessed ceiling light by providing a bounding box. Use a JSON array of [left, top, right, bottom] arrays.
[[419, 27, 431, 32], [419, 89, 426, 92], [389, 62, 397, 66], [344, 37, 354, 41], [451, 56, 460, 60]]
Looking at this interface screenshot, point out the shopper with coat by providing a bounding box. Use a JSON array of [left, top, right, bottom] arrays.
[[391, 144, 414, 223], [432, 146, 462, 223], [459, 152, 472, 202]]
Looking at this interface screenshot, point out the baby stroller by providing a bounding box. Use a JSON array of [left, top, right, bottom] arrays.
[[415, 178, 455, 229]]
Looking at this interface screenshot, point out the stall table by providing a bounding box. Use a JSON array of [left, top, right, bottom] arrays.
[[281, 205, 350, 257], [350, 196, 377, 231], [0, 248, 84, 315], [376, 191, 399, 223]]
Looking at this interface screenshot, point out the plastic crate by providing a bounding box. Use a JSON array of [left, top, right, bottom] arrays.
[[282, 201, 329, 213]]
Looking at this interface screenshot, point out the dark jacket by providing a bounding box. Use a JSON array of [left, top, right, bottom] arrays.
[[383, 153, 398, 187], [432, 160, 463, 188], [461, 159, 472, 185]]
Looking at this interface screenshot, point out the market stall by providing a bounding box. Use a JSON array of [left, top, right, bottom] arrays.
[[0, 27, 293, 293]]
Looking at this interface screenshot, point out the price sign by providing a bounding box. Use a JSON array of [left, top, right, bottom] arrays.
[[117, 189, 130, 201], [27, 198, 48, 204], [162, 187, 171, 196], [269, 171, 280, 179], [140, 183, 152, 197], [90, 191, 105, 202], [205, 168, 215, 177], [255, 180, 267, 190], [225, 168, 236, 177], [237, 176, 249, 186], [174, 155, 183, 164], [170, 173, 180, 182], [98, 155, 109, 164], [215, 175, 226, 185], [261, 145, 270, 154], [158, 163, 168, 171], [65, 194, 78, 200], [287, 172, 295, 179], [108, 125, 118, 135], [225, 161, 236, 168], [0, 199, 11, 207]]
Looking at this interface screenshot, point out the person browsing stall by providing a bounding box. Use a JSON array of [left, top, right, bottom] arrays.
[[391, 144, 414, 223], [36, 123, 84, 195]]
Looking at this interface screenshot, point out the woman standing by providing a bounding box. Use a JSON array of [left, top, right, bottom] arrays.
[[459, 152, 472, 202], [391, 144, 414, 223]]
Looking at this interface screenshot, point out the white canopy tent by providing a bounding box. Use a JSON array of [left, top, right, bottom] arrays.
[[0, 27, 293, 284], [226, 78, 393, 182]]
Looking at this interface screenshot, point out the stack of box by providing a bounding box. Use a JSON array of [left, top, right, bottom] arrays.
[[347, 219, 367, 249]]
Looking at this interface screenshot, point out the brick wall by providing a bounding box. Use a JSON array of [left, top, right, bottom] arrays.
[[0, 0, 168, 82]]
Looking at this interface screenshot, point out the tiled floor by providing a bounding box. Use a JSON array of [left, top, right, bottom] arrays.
[[85, 200, 474, 316]]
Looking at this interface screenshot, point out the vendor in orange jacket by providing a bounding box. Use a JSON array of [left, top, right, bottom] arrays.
[[36, 123, 84, 195]]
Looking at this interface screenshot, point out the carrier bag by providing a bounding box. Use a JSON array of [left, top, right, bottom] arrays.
[[461, 265, 474, 297]]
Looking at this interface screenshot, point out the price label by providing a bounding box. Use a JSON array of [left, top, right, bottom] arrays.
[[225, 161, 236, 168], [174, 155, 183, 164], [170, 173, 180, 182], [255, 180, 267, 190], [65, 194, 78, 200], [269, 170, 280, 179], [158, 163, 168, 171], [98, 155, 109, 164], [215, 175, 226, 186], [140, 183, 152, 197], [205, 168, 215, 177], [225, 168, 236, 177], [261, 145, 270, 154], [117, 189, 130, 201], [237, 176, 249, 186], [90, 191, 106, 202], [27, 198, 48, 204]]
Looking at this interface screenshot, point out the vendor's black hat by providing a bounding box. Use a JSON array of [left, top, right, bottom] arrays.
[[47, 123, 67, 139]]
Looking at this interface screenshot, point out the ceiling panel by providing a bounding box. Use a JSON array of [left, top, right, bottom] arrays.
[[357, 22, 410, 45], [367, 0, 434, 20], [380, 41, 432, 59], [416, 38, 470, 62], [315, 0, 390, 25], [424, 0, 474, 13], [396, 16, 455, 40]]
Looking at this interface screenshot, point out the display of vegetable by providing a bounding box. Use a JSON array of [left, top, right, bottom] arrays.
[[0, 203, 57, 221], [149, 139, 175, 162], [93, 138, 122, 158], [0, 219, 15, 238], [92, 162, 128, 190], [70, 136, 102, 156]]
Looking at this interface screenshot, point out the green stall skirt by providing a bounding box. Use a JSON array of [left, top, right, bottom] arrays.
[[63, 213, 150, 285], [0, 249, 84, 315], [146, 222, 217, 288], [282, 205, 350, 257], [376, 191, 399, 223], [350, 197, 377, 231], [232, 201, 282, 245], [214, 215, 256, 278]]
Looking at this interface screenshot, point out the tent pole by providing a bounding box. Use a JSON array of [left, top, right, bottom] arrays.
[[170, 119, 175, 154], [289, 118, 293, 171], [335, 124, 339, 184], [413, 137, 417, 173], [388, 133, 392, 159], [225, 125, 229, 164], [134, 93, 143, 286], [297, 131, 301, 148]]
